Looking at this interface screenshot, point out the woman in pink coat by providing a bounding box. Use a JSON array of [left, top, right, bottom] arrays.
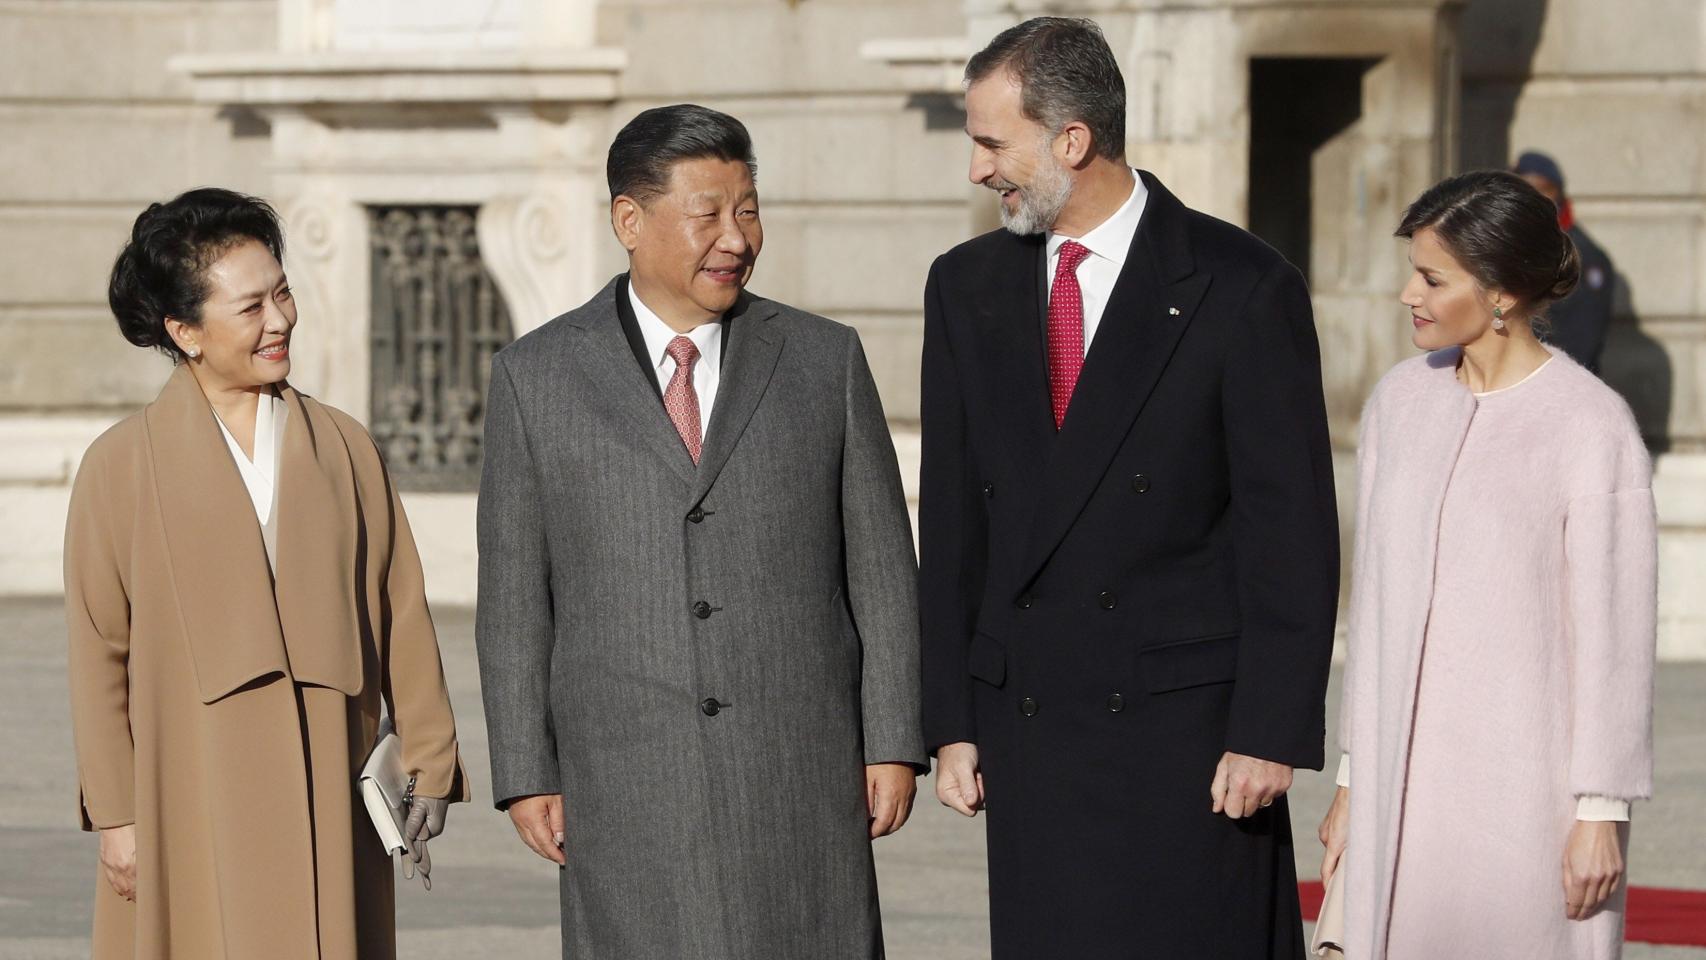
[[1317, 171, 1657, 959]]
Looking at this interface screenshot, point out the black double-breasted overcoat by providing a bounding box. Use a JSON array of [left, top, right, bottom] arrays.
[[919, 173, 1340, 958]]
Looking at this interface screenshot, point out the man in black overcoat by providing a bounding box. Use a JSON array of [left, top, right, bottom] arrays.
[[918, 18, 1340, 958]]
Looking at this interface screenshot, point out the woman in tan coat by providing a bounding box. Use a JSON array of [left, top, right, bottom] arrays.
[[65, 187, 468, 959]]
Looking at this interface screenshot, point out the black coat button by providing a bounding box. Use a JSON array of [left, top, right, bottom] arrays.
[[687, 507, 706, 523], [983, 482, 995, 498], [1098, 591, 1117, 610], [1015, 594, 1034, 610], [692, 600, 713, 619], [1106, 693, 1125, 713], [1019, 697, 1039, 717], [700, 698, 721, 717], [1131, 474, 1151, 494]]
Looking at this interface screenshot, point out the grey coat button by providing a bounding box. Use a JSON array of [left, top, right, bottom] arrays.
[[692, 600, 713, 619], [687, 507, 706, 523], [1019, 697, 1039, 717], [1131, 475, 1151, 494], [700, 698, 721, 717], [1098, 591, 1117, 610], [1106, 693, 1125, 713]]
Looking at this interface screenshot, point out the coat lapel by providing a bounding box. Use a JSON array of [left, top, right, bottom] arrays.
[[271, 384, 365, 696], [145, 366, 293, 703], [566, 279, 699, 487], [966, 232, 1054, 484], [691, 293, 782, 503], [1020, 175, 1213, 582]]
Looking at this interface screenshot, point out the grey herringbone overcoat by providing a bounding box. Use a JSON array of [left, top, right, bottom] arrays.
[[475, 276, 924, 959]]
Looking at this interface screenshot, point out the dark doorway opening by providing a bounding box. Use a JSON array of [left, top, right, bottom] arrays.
[[1248, 57, 1380, 283]]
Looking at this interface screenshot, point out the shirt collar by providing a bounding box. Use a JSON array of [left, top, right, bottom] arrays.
[[1047, 168, 1148, 267], [627, 281, 723, 371]]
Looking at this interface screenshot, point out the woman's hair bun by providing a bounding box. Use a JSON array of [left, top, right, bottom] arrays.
[[1547, 232, 1582, 302], [1395, 170, 1582, 309], [105, 188, 285, 359]]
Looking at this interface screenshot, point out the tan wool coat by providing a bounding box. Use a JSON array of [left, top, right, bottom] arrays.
[[65, 364, 468, 959]]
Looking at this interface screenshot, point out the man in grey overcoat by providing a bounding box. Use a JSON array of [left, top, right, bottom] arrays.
[[475, 103, 925, 959]]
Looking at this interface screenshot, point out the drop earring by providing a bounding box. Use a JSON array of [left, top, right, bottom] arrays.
[[1492, 306, 1506, 331]]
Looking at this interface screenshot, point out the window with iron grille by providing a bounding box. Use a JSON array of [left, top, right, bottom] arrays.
[[368, 205, 514, 492]]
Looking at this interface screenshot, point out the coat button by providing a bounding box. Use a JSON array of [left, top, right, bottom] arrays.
[[1098, 591, 1117, 610], [983, 482, 995, 498], [1019, 697, 1039, 717], [1131, 474, 1151, 494], [700, 698, 721, 717], [687, 507, 706, 523], [1106, 693, 1125, 713], [1015, 594, 1034, 610], [692, 600, 713, 619]]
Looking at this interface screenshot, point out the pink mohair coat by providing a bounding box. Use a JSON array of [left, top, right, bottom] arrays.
[[1337, 346, 1656, 960]]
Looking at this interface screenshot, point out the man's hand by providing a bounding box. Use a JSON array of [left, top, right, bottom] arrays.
[[934, 741, 983, 817], [866, 763, 917, 838], [1210, 751, 1292, 819], [98, 824, 137, 901], [1318, 785, 1349, 885], [506, 793, 566, 866], [1563, 820, 1624, 920]]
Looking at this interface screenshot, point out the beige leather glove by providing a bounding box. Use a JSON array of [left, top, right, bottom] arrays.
[[401, 796, 449, 889]]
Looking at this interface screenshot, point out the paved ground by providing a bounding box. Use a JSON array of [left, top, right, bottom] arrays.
[[3, 596, 1701, 958]]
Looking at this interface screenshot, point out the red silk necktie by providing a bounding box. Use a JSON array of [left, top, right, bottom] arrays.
[[663, 336, 703, 464], [1048, 240, 1092, 429]]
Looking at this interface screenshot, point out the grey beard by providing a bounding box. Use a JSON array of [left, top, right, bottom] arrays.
[[998, 157, 1074, 236]]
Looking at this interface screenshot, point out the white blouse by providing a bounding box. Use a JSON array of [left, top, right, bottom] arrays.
[[214, 388, 289, 570]]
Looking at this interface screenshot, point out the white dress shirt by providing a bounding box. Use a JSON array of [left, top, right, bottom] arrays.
[[629, 283, 723, 443], [1333, 753, 1629, 821], [213, 387, 289, 570], [1045, 168, 1150, 354]]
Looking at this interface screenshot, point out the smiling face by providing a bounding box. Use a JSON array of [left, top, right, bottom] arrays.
[[964, 70, 1073, 235], [1400, 225, 1512, 351], [164, 238, 295, 390], [614, 156, 762, 328]]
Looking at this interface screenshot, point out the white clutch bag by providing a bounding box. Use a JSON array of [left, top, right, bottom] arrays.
[[1312, 859, 1347, 958], [358, 716, 414, 856]]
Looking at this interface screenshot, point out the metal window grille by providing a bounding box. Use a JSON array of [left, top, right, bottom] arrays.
[[368, 206, 514, 492]]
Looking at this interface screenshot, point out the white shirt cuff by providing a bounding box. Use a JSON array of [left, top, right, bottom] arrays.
[[1334, 753, 1351, 788], [1575, 795, 1630, 821]]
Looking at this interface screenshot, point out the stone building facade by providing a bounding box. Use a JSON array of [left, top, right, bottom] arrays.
[[2, 0, 1701, 655]]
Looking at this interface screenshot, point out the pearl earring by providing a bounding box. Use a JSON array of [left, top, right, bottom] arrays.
[[187, 348, 200, 359], [1492, 306, 1506, 331]]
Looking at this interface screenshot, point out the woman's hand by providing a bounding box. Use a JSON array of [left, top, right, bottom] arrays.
[[99, 824, 137, 901], [1562, 819, 1624, 920], [1318, 786, 1350, 885]]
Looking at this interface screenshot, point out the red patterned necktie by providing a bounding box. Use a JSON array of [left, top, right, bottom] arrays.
[[1048, 240, 1092, 429], [663, 335, 703, 464]]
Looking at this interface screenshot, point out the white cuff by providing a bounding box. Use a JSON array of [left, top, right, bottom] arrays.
[[1334, 753, 1351, 789], [1575, 795, 1630, 821]]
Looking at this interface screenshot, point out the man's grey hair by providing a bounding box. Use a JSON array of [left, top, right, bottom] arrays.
[[964, 17, 1127, 161]]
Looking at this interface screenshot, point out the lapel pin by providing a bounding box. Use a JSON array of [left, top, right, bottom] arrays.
[[1168, 307, 1181, 316]]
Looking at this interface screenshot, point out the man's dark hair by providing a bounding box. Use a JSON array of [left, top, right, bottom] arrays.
[[964, 17, 1127, 161], [607, 104, 757, 203], [107, 187, 285, 360], [1397, 170, 1581, 307]]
